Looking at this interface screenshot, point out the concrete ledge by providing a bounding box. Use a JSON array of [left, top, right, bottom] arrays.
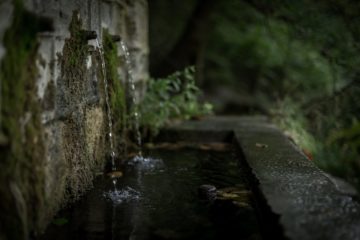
[[161, 116, 360, 240]]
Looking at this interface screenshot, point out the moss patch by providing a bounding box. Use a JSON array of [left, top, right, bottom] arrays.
[[60, 11, 89, 103], [58, 11, 96, 202], [0, 1, 46, 238]]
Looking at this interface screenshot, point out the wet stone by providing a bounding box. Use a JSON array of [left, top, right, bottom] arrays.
[[198, 184, 217, 200]]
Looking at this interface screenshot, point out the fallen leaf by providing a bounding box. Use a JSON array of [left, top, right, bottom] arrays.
[[107, 171, 123, 178], [303, 149, 313, 160], [255, 143, 268, 148]]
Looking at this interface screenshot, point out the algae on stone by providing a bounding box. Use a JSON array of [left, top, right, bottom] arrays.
[[0, 1, 47, 238], [57, 11, 99, 202]]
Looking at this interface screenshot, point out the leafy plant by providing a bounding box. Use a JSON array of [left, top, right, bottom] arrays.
[[135, 66, 213, 136]]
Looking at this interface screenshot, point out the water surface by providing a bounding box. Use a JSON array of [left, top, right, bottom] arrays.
[[41, 148, 261, 240]]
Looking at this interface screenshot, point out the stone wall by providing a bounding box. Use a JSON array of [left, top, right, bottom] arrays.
[[0, 0, 148, 239]]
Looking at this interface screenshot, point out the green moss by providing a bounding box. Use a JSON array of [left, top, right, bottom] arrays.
[[60, 11, 89, 100], [0, 0, 46, 238], [59, 11, 94, 201], [102, 29, 127, 159]]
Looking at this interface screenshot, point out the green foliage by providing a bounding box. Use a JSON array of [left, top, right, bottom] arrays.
[[207, 3, 335, 105], [314, 120, 360, 186], [327, 120, 360, 149], [137, 66, 213, 136], [271, 99, 317, 154], [204, 0, 360, 190]]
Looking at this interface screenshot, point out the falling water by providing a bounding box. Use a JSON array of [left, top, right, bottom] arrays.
[[0, 77, 2, 131], [102, 39, 155, 212], [0, 69, 2, 132], [119, 39, 142, 155], [96, 39, 116, 171]]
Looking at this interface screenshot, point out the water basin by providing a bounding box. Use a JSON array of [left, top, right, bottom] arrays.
[[41, 148, 261, 240]]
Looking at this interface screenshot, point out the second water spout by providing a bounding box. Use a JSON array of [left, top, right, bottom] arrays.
[[119, 39, 142, 156], [96, 39, 116, 171]]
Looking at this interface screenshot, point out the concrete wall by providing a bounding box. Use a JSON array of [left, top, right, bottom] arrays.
[[0, 0, 148, 239]]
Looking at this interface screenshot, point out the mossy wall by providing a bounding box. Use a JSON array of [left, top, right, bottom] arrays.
[[0, 0, 148, 239], [0, 2, 46, 239]]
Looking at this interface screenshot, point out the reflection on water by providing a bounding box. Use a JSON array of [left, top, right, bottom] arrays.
[[127, 155, 164, 172], [41, 148, 261, 240]]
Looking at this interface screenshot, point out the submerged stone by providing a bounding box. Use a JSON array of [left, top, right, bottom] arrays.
[[198, 184, 217, 200]]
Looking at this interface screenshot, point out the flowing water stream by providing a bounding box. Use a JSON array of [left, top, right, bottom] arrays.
[[96, 39, 116, 171], [96, 37, 151, 211], [0, 69, 2, 133], [119, 39, 142, 156]]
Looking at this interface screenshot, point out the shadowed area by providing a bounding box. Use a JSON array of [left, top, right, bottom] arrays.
[[41, 149, 261, 240]]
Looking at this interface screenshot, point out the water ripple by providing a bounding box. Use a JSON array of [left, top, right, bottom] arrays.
[[103, 186, 141, 205], [127, 155, 164, 172]]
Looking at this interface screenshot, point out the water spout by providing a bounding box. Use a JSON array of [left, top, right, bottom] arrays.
[[82, 30, 97, 40], [95, 39, 116, 171]]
